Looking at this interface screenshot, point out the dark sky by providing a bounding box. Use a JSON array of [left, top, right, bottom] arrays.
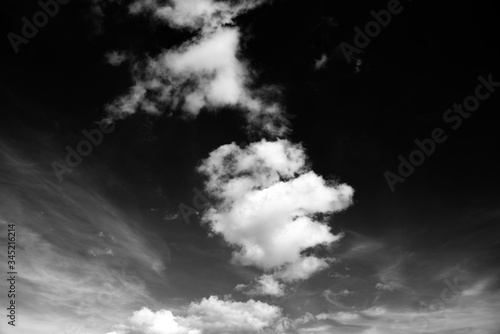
[[1, 1, 499, 333]]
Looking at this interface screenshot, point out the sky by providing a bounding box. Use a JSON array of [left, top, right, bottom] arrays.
[[1, 0, 500, 334]]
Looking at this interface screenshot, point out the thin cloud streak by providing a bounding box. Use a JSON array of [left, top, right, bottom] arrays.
[[0, 142, 171, 334]]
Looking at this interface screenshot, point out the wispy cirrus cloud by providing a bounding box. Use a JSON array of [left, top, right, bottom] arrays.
[[0, 142, 170, 334], [291, 229, 500, 334], [275, 286, 500, 334]]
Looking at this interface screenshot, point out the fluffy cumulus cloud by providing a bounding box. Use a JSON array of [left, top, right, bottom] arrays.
[[105, 51, 128, 66], [198, 139, 354, 284], [107, 296, 282, 334], [110, 308, 190, 334], [131, 0, 265, 31], [106, 0, 291, 136], [274, 256, 333, 282], [236, 274, 286, 297]]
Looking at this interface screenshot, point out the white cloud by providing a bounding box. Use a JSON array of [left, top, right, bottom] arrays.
[[462, 278, 489, 296], [155, 0, 260, 32], [375, 282, 394, 292], [274, 256, 332, 282], [161, 28, 246, 115], [0, 144, 169, 334], [336, 289, 353, 296], [323, 288, 353, 306], [236, 274, 285, 297], [198, 139, 354, 280], [108, 296, 282, 334], [106, 0, 290, 136], [316, 311, 360, 323], [105, 51, 128, 66], [297, 324, 335, 334], [314, 54, 328, 70], [293, 313, 316, 325], [316, 291, 500, 334], [129, 0, 265, 32], [361, 307, 387, 317], [128, 308, 190, 334]]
